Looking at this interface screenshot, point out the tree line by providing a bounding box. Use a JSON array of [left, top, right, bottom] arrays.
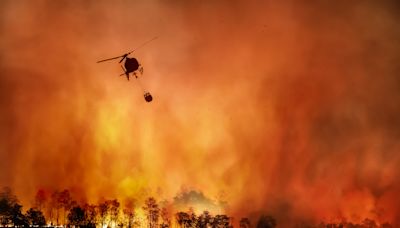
[[0, 187, 393, 228], [0, 187, 256, 228]]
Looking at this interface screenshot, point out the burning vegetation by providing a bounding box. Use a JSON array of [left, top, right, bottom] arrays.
[[0, 187, 394, 227], [1, 1, 400, 227]]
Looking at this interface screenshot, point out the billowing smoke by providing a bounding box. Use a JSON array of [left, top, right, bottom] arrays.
[[1, 0, 399, 225]]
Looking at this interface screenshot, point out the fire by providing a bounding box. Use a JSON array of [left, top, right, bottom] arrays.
[[0, 0, 399, 226]]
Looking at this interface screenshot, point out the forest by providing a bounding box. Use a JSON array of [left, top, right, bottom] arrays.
[[0, 187, 394, 228]]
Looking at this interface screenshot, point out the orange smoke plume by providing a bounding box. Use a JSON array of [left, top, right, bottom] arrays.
[[0, 0, 399, 226]]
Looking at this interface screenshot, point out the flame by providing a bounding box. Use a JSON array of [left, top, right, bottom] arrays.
[[0, 0, 399, 226]]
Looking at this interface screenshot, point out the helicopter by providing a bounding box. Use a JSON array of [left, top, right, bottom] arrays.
[[97, 37, 157, 102], [97, 51, 143, 81]]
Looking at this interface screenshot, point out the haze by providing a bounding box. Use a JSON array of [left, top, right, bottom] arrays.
[[1, 0, 399, 225]]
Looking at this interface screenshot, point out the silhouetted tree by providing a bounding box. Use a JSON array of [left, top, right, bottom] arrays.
[[187, 208, 197, 228], [240, 217, 251, 228], [0, 187, 15, 225], [58, 189, 72, 225], [123, 198, 136, 228], [11, 203, 28, 226], [0, 187, 27, 226], [143, 197, 160, 228], [198, 211, 212, 228], [98, 200, 110, 227], [175, 211, 190, 228], [212, 214, 231, 228], [0, 197, 11, 226], [34, 189, 47, 212], [109, 199, 120, 227], [50, 190, 61, 225], [47, 194, 55, 225], [68, 205, 85, 227], [256, 215, 276, 228], [26, 207, 46, 226], [83, 203, 97, 227], [160, 206, 171, 228]]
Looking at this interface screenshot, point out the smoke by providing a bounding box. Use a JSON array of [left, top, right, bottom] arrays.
[[1, 0, 399, 225], [172, 190, 224, 214]]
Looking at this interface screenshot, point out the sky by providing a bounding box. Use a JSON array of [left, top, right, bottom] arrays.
[[1, 0, 400, 226]]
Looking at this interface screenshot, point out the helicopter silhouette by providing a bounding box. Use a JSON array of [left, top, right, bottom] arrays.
[[97, 53, 143, 80], [97, 37, 158, 102], [97, 37, 157, 80]]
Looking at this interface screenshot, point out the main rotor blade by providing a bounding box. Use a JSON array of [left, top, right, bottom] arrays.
[[96, 36, 158, 63], [126, 36, 158, 55], [119, 54, 128, 63], [97, 55, 124, 63]]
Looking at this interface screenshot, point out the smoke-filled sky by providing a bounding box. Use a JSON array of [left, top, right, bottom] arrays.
[[1, 0, 400, 225]]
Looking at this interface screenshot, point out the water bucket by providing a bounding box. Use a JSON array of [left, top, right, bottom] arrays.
[[144, 92, 153, 102]]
